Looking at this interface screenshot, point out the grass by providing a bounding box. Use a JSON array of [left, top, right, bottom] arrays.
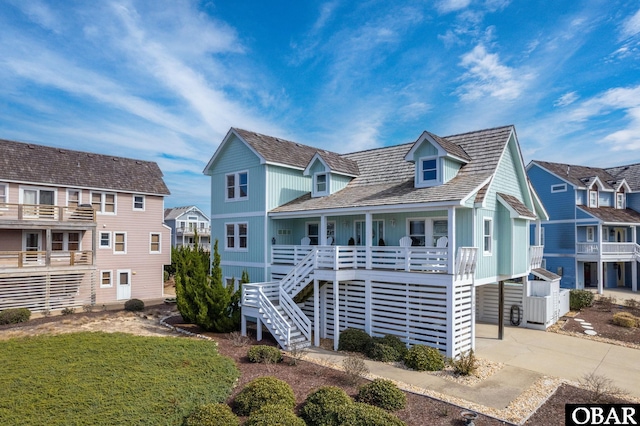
[[0, 332, 239, 425]]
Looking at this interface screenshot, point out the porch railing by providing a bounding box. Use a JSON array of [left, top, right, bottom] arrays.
[[576, 242, 640, 255], [0, 250, 94, 268], [529, 245, 544, 269], [0, 203, 95, 222], [272, 245, 477, 276]]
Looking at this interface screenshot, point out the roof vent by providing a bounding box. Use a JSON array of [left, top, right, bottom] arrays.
[[28, 144, 35, 149]]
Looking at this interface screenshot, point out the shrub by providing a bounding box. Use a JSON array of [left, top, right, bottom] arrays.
[[300, 386, 352, 425], [342, 356, 369, 384], [184, 403, 239, 426], [247, 345, 283, 364], [403, 345, 445, 371], [449, 349, 477, 376], [334, 402, 406, 426], [245, 404, 305, 426], [366, 342, 400, 363], [0, 308, 31, 325], [612, 312, 638, 328], [570, 289, 594, 310], [356, 379, 406, 412], [124, 298, 145, 312], [61, 307, 75, 315], [82, 304, 94, 313], [596, 295, 617, 312], [579, 372, 629, 403], [338, 328, 372, 353], [233, 377, 295, 416], [624, 298, 639, 312], [377, 335, 408, 359]]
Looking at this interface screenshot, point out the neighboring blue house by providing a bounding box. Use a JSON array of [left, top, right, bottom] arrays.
[[164, 206, 211, 251], [527, 161, 640, 294], [204, 126, 563, 356]]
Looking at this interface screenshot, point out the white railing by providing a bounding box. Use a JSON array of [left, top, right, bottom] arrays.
[[257, 287, 290, 345], [455, 247, 477, 281], [242, 282, 279, 308], [272, 245, 475, 275], [577, 242, 640, 255], [0, 203, 95, 222], [529, 245, 544, 269], [281, 249, 317, 297], [279, 289, 312, 342]]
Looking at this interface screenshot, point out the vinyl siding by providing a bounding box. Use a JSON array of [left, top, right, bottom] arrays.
[[512, 219, 529, 274], [455, 208, 473, 249], [497, 203, 512, 276], [485, 136, 527, 211], [266, 165, 310, 210], [627, 193, 640, 211], [331, 174, 352, 193], [442, 158, 462, 183], [527, 164, 576, 220], [475, 208, 498, 280], [541, 223, 575, 254]]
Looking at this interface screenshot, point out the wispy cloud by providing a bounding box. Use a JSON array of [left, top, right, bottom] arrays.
[[620, 8, 640, 40], [554, 91, 579, 107], [435, 0, 472, 14]]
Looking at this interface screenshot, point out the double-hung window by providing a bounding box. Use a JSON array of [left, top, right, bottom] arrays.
[[99, 231, 111, 249], [0, 183, 7, 205], [616, 192, 625, 209], [150, 233, 161, 253], [225, 223, 247, 250], [313, 173, 329, 196], [408, 219, 426, 247], [114, 232, 126, 254], [133, 195, 145, 211], [52, 232, 81, 251], [101, 270, 113, 288], [67, 189, 81, 209], [586, 227, 595, 242], [483, 218, 493, 255], [91, 192, 116, 214], [589, 190, 598, 208], [226, 172, 248, 201], [418, 156, 438, 186]]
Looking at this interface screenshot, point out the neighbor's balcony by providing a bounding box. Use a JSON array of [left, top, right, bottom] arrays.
[[271, 244, 477, 278], [0, 250, 94, 269], [176, 226, 211, 236], [0, 203, 96, 223], [576, 242, 640, 256]]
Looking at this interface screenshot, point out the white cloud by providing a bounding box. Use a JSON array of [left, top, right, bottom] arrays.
[[620, 8, 640, 40], [554, 91, 579, 107], [436, 0, 472, 14], [457, 44, 534, 101], [11, 0, 62, 33]]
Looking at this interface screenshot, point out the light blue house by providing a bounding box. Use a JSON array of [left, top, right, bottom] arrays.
[[204, 126, 562, 356], [164, 206, 211, 251], [527, 160, 640, 293]]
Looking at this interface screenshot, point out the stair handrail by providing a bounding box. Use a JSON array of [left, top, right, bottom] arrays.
[[279, 288, 312, 343], [281, 248, 317, 298], [257, 286, 291, 347]]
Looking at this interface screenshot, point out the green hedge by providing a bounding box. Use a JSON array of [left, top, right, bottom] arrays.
[[247, 345, 282, 364], [338, 328, 372, 353], [244, 404, 305, 426], [403, 344, 445, 371], [184, 403, 239, 426], [356, 379, 406, 411], [233, 376, 295, 416], [300, 386, 353, 425], [334, 402, 406, 426], [570, 289, 595, 310], [0, 308, 31, 325], [124, 298, 145, 312]]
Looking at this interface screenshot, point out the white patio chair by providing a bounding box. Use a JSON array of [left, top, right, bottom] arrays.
[[301, 236, 311, 246]]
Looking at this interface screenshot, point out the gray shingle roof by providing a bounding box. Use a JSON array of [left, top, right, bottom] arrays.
[[0, 139, 170, 195], [233, 128, 360, 176], [577, 206, 640, 224], [605, 163, 640, 191], [164, 206, 209, 221], [425, 131, 472, 162], [531, 160, 618, 191], [498, 193, 536, 218], [532, 268, 561, 281], [271, 125, 515, 213]]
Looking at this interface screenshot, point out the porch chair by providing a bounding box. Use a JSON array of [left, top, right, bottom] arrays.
[[326, 236, 334, 246], [435, 236, 448, 271], [396, 236, 412, 269], [301, 236, 311, 246]]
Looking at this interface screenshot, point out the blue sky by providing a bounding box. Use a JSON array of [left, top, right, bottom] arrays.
[[2, 0, 640, 214]]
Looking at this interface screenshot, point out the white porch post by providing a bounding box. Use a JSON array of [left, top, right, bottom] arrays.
[[364, 278, 372, 335], [535, 219, 541, 246], [320, 215, 327, 246], [333, 279, 339, 350], [314, 279, 320, 346], [241, 315, 247, 336], [321, 285, 327, 338], [632, 226, 638, 292], [446, 282, 454, 358], [470, 283, 476, 350], [598, 260, 604, 295], [448, 207, 455, 275], [256, 317, 262, 341], [365, 212, 372, 270]]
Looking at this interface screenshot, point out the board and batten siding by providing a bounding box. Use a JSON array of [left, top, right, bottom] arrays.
[[474, 208, 498, 281], [442, 158, 462, 184], [94, 193, 169, 304], [331, 174, 352, 193], [454, 208, 473, 250], [512, 219, 529, 274], [484, 136, 529, 211], [266, 164, 310, 210], [497, 203, 512, 276]]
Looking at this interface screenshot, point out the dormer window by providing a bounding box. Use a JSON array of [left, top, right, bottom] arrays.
[[616, 192, 625, 209], [313, 173, 329, 197], [589, 190, 598, 208], [418, 156, 439, 186]]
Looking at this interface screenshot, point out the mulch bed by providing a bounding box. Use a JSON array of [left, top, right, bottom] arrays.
[[561, 301, 640, 345]]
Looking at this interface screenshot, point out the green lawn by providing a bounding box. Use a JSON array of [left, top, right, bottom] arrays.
[[0, 332, 239, 425]]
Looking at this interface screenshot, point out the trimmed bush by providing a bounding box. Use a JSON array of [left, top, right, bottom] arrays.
[[338, 328, 372, 353], [300, 386, 352, 425], [356, 379, 406, 412], [233, 377, 295, 416], [612, 312, 638, 328], [0, 308, 31, 325], [449, 349, 477, 376], [570, 289, 594, 311], [334, 402, 406, 426], [366, 342, 400, 363], [377, 335, 408, 359], [403, 344, 445, 371], [184, 403, 239, 426], [247, 345, 282, 364], [245, 404, 305, 426], [124, 298, 145, 312]]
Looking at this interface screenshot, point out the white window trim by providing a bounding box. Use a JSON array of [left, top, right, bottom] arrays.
[[0, 182, 8, 208], [483, 218, 493, 255], [19, 185, 58, 205], [225, 171, 249, 202], [149, 232, 161, 254], [540, 227, 545, 246], [133, 194, 145, 211], [312, 172, 329, 197], [551, 183, 567, 193], [113, 231, 127, 254], [225, 222, 248, 251], [91, 191, 117, 215], [589, 190, 598, 208], [100, 270, 113, 288], [51, 231, 82, 251], [616, 192, 625, 209], [417, 156, 439, 188], [66, 189, 82, 207], [586, 226, 595, 242], [602, 226, 609, 242], [225, 277, 239, 292], [99, 231, 111, 249]]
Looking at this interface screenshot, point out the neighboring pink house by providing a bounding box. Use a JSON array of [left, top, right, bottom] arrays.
[[0, 138, 171, 312]]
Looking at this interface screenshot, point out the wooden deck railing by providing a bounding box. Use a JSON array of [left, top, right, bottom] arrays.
[[0, 251, 93, 268], [272, 245, 478, 276], [0, 203, 95, 222]]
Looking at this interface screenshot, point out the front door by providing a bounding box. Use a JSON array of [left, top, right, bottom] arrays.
[[616, 262, 625, 287], [584, 263, 593, 287], [116, 270, 131, 300], [23, 231, 43, 264], [615, 228, 626, 243]]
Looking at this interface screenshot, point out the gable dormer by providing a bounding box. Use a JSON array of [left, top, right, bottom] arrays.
[[304, 154, 330, 197], [404, 131, 470, 188], [303, 152, 358, 198], [613, 179, 631, 209], [583, 176, 606, 208]]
